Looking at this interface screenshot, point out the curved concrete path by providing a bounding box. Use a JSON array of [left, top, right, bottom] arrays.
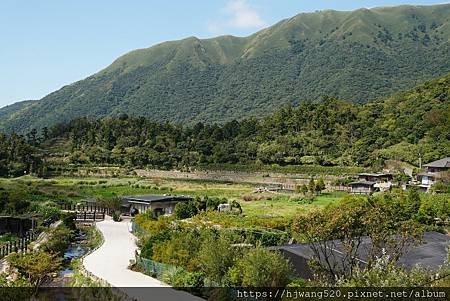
[[83, 217, 202, 300]]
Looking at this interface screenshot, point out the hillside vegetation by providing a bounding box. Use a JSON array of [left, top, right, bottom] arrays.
[[1, 4, 450, 132], [14, 72, 444, 174]]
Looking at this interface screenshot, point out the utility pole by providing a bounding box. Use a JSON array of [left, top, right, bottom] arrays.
[[418, 152, 422, 169]]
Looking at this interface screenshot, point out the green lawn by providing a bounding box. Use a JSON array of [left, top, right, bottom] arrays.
[[240, 192, 348, 218]]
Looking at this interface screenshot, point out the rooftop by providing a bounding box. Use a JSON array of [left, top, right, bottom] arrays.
[[423, 157, 450, 168], [122, 195, 191, 204], [349, 181, 376, 186], [358, 173, 392, 177], [273, 232, 450, 272]]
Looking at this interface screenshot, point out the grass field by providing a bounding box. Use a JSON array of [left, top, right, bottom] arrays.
[[1, 176, 349, 220], [240, 192, 347, 218]]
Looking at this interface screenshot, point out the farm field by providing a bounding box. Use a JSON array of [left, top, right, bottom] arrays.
[[0, 176, 346, 220]]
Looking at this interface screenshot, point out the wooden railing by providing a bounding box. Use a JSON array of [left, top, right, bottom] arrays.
[[61, 203, 111, 214], [75, 211, 105, 222], [0, 230, 39, 259]]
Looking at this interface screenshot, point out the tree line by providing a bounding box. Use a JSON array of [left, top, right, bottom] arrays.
[[0, 72, 448, 177], [44, 72, 448, 172]]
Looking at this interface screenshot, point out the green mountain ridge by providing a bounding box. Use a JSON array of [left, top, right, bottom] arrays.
[[1, 3, 450, 133], [42, 71, 450, 170]]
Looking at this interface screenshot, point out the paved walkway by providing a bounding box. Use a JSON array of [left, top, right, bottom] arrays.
[[83, 217, 201, 300]]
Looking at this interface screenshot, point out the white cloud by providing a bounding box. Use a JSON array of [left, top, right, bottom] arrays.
[[226, 0, 266, 29], [207, 0, 267, 34]]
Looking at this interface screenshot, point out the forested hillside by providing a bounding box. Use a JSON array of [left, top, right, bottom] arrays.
[[1, 4, 450, 132], [23, 72, 447, 172]]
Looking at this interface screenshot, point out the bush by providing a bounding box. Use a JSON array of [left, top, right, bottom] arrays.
[[152, 231, 202, 271], [7, 251, 62, 288], [41, 224, 74, 255], [336, 253, 437, 287], [197, 232, 241, 285], [173, 202, 198, 219], [228, 247, 293, 287], [164, 268, 205, 287], [112, 211, 122, 222]]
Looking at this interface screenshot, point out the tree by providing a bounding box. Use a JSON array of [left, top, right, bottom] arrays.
[[198, 233, 240, 285], [228, 247, 293, 287], [293, 196, 423, 282], [7, 251, 61, 290], [308, 177, 316, 194], [315, 177, 326, 194], [300, 184, 308, 195]]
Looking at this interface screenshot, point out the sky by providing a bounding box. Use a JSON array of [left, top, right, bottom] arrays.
[[0, 0, 447, 108]]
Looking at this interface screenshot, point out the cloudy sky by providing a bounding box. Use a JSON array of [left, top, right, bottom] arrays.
[[0, 0, 447, 107]]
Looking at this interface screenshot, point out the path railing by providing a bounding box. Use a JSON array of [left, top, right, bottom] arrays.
[[76, 211, 106, 222], [61, 203, 110, 213], [0, 230, 40, 259]]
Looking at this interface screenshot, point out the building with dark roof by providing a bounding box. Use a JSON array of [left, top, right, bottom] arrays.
[[122, 195, 192, 216], [357, 173, 393, 182], [416, 157, 450, 192], [271, 232, 450, 279], [349, 181, 377, 194], [423, 157, 450, 172]]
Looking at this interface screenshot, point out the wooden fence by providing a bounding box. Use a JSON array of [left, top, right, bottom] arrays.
[[61, 203, 111, 214], [0, 230, 39, 259], [76, 211, 105, 222]]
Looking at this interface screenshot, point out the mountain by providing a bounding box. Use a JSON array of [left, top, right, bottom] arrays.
[[40, 71, 449, 172], [1, 4, 450, 133]]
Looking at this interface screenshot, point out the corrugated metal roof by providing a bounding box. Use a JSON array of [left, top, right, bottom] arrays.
[[423, 157, 450, 168], [122, 195, 191, 203]]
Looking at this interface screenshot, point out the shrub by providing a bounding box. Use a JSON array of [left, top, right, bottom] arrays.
[[41, 225, 74, 255], [228, 247, 293, 287], [173, 202, 198, 219], [336, 252, 437, 287], [197, 232, 241, 285], [165, 268, 205, 287], [112, 211, 122, 222], [152, 231, 203, 271], [7, 251, 62, 288]]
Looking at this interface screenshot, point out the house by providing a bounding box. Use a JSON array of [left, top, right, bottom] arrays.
[[357, 173, 393, 183], [349, 181, 377, 194], [271, 232, 450, 279], [416, 157, 450, 192], [122, 195, 192, 217], [358, 172, 393, 192], [348, 172, 394, 194]]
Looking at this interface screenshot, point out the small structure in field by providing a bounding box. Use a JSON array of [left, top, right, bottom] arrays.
[[122, 195, 192, 217], [217, 203, 231, 212]]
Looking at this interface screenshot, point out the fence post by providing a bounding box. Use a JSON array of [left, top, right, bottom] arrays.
[[93, 211, 96, 221], [84, 211, 87, 221]]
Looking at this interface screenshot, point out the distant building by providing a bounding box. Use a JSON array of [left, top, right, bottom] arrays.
[[121, 195, 192, 217], [348, 181, 377, 194], [348, 172, 394, 194], [416, 157, 450, 192], [357, 173, 393, 183], [271, 232, 450, 279]]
